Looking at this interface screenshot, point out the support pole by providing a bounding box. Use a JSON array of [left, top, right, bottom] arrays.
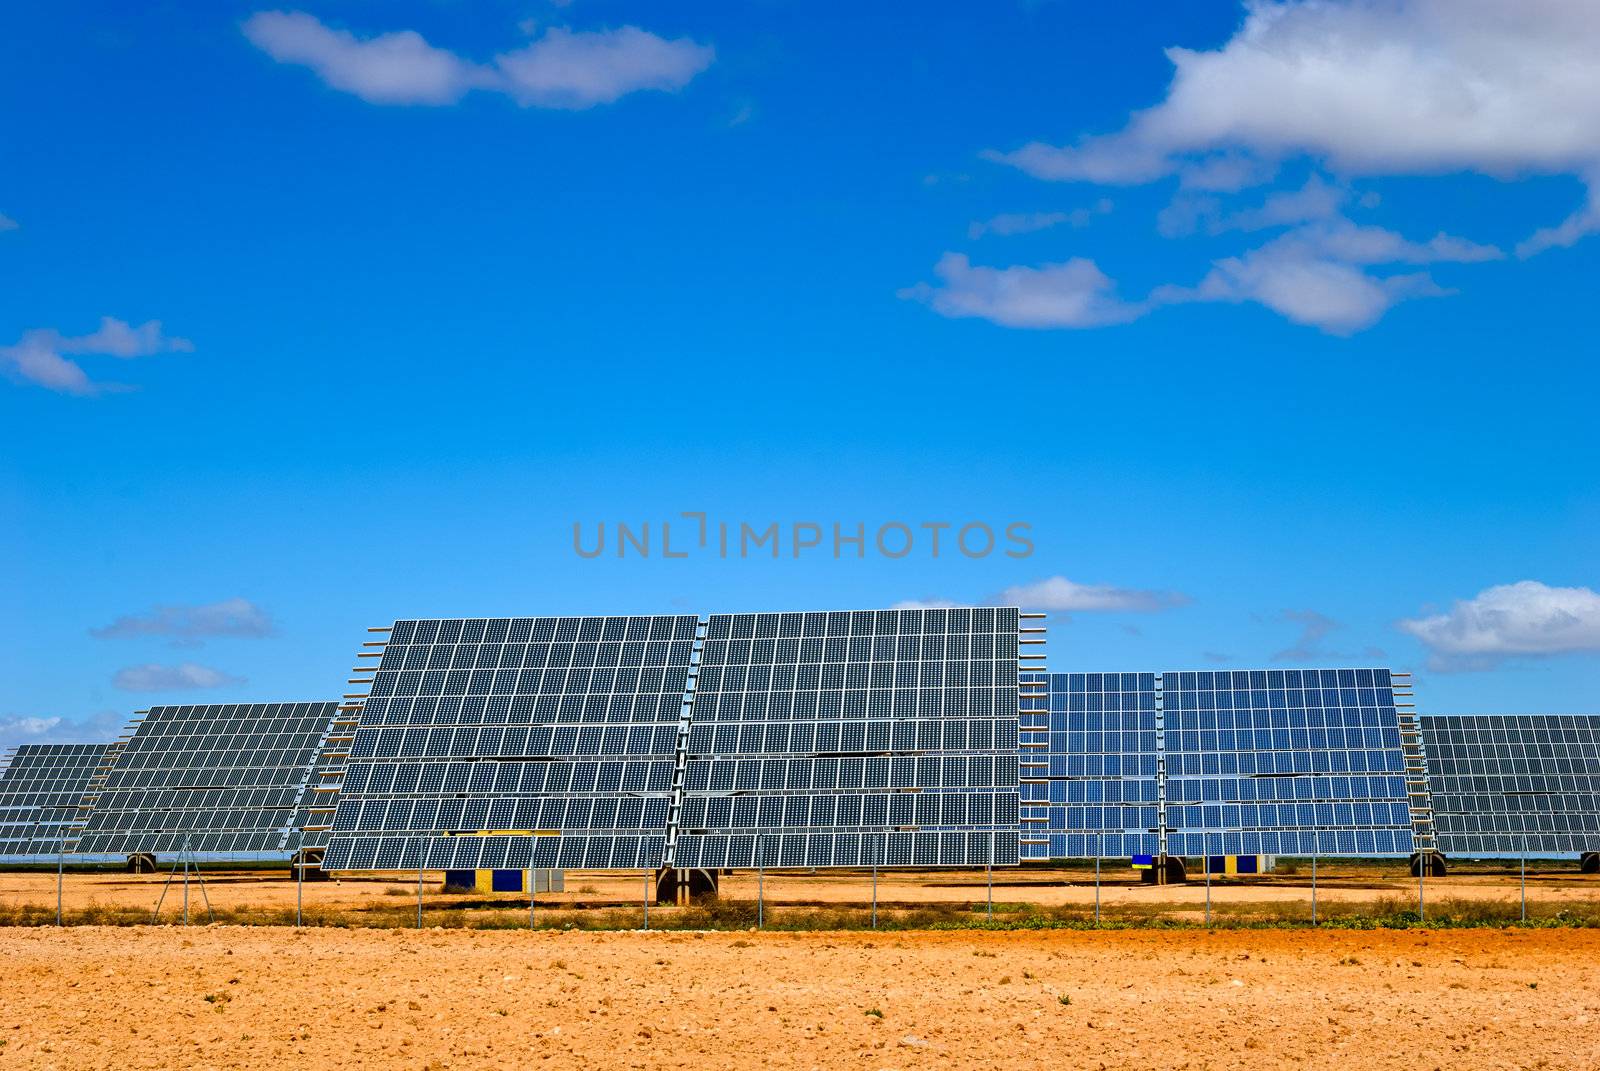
[[296, 850, 304, 928], [57, 839, 65, 928], [191, 845, 214, 924], [152, 855, 180, 922], [529, 866, 536, 930], [1311, 825, 1318, 926], [871, 835, 879, 930], [417, 854, 425, 930], [1094, 833, 1101, 927], [182, 844, 191, 927], [1204, 842, 1211, 927], [643, 868, 650, 931], [757, 835, 764, 930], [1418, 851, 1426, 924], [1521, 836, 1527, 924], [985, 861, 992, 922]]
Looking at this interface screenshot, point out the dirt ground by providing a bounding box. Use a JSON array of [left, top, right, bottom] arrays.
[[2, 926, 1596, 1070], [0, 862, 1595, 924]]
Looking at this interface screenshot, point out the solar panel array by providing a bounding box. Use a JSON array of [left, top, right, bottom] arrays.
[[1019, 672, 1159, 860], [1163, 669, 1414, 857], [75, 703, 338, 858], [673, 607, 1022, 869], [0, 744, 110, 861], [325, 608, 1028, 871], [1422, 715, 1600, 858], [322, 615, 700, 873], [1023, 668, 1416, 859]]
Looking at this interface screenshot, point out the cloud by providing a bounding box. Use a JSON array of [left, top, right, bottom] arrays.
[[896, 576, 1189, 616], [495, 26, 715, 109], [912, 216, 1498, 335], [0, 317, 193, 395], [0, 213, 16, 232], [1272, 609, 1342, 660], [0, 710, 129, 750], [968, 200, 1113, 240], [112, 663, 245, 692], [1398, 580, 1600, 669], [1515, 178, 1600, 256], [1, 716, 63, 738], [994, 576, 1190, 614], [243, 11, 713, 109], [899, 253, 1148, 329], [91, 598, 275, 643], [1154, 217, 1500, 333], [1160, 175, 1348, 237], [985, 0, 1600, 255]]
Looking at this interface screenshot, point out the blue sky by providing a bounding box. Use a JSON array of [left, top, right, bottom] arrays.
[[3, 0, 1598, 747]]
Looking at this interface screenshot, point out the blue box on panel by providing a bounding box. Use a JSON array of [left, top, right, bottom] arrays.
[[491, 869, 523, 892]]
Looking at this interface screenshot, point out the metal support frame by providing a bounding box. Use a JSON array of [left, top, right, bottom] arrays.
[[151, 836, 214, 925]]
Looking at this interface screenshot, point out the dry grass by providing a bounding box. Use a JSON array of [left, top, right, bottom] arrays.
[[3, 890, 1596, 932]]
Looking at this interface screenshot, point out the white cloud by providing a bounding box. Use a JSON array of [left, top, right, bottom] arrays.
[[112, 663, 245, 692], [0, 317, 193, 395], [985, 0, 1600, 254], [1515, 178, 1600, 256], [1162, 175, 1350, 237], [0, 213, 17, 232], [968, 200, 1113, 240], [899, 253, 1147, 329], [91, 598, 275, 643], [0, 711, 132, 750], [912, 215, 1498, 335], [1, 716, 63, 738], [1154, 217, 1501, 333], [495, 27, 715, 109], [1398, 580, 1600, 669], [994, 576, 1190, 614], [243, 11, 713, 109], [896, 576, 1189, 616]]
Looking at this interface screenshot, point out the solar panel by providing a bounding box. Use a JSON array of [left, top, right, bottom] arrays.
[[1162, 669, 1415, 857], [322, 616, 700, 873], [0, 744, 111, 862], [75, 702, 339, 860], [671, 607, 1023, 870], [1019, 672, 1160, 860], [1422, 714, 1600, 858]]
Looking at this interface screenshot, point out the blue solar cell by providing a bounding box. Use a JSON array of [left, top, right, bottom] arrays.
[[1161, 668, 1413, 858]]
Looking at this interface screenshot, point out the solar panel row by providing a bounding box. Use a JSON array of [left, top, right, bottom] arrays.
[[331, 614, 700, 870], [0, 744, 110, 861], [1022, 668, 1418, 859], [329, 608, 1028, 870], [15, 614, 1599, 871], [1423, 714, 1600, 858], [74, 703, 339, 859]]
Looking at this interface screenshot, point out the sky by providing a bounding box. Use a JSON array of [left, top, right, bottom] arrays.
[[3, 0, 1598, 749]]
